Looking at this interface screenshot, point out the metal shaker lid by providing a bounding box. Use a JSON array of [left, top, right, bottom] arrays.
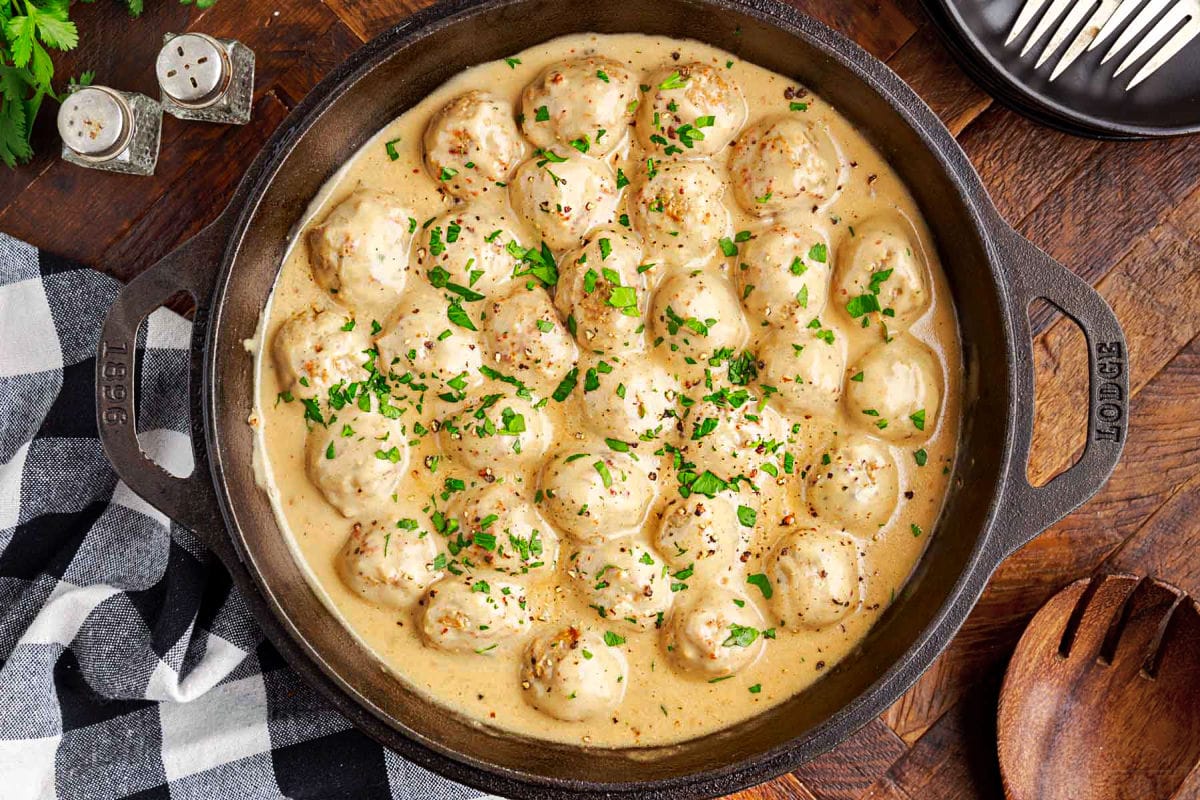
[[57, 86, 132, 160], [156, 33, 230, 107]]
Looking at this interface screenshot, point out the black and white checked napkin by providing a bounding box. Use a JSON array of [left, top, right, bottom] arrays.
[[0, 234, 489, 800]]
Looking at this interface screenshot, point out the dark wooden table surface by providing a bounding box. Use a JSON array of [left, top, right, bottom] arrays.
[[3, 1, 1198, 798]]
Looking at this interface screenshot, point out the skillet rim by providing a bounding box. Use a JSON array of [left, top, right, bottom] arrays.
[[202, 0, 1020, 795]]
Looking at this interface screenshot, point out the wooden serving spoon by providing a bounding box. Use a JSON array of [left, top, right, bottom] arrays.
[[998, 574, 1200, 800]]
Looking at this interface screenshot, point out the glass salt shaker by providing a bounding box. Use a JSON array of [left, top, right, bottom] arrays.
[[57, 86, 162, 176], [155, 32, 255, 124]]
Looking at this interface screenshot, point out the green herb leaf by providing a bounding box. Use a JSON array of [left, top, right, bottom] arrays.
[[746, 573, 772, 599]]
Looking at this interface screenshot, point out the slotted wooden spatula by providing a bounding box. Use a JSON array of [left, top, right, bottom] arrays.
[[998, 574, 1200, 800]]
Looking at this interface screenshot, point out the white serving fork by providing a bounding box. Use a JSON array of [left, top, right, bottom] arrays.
[[1004, 0, 1200, 89]]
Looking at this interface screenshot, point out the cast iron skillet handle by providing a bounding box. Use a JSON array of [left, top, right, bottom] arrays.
[[96, 212, 234, 560], [990, 222, 1128, 563]]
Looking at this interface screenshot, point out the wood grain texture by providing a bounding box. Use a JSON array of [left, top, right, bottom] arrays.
[[0, 2, 1197, 799], [997, 576, 1200, 800], [886, 26, 990, 135], [791, 720, 909, 800]]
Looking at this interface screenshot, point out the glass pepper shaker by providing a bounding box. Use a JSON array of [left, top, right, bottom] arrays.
[[57, 85, 162, 176], [155, 32, 255, 124]]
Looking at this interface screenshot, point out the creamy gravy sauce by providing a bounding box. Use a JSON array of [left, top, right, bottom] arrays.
[[252, 33, 961, 748]]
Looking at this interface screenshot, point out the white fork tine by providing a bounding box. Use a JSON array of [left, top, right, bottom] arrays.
[[1008, 0, 1051, 46], [1006, 0, 1199, 88], [1101, 0, 1173, 62], [1121, 3, 1200, 87], [1021, 0, 1077, 55], [1051, 0, 1122, 79], [1088, 0, 1147, 50], [1038, 0, 1100, 68]]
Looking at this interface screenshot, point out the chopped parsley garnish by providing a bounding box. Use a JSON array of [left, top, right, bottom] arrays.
[[911, 523, 924, 537], [446, 298, 477, 331], [375, 446, 403, 463], [914, 448, 928, 467], [806, 317, 835, 345], [790, 101, 809, 111], [603, 630, 626, 647], [910, 409, 927, 431], [737, 505, 757, 528], [747, 573, 772, 599], [658, 70, 688, 90], [687, 470, 728, 498], [851, 371, 864, 382], [384, 139, 401, 161], [616, 168, 629, 189], [808, 243, 827, 263], [596, 69, 610, 82], [534, 105, 550, 122], [505, 56, 522, 68], [722, 624, 760, 648], [428, 266, 485, 301], [593, 460, 614, 488], [846, 293, 882, 318], [301, 398, 326, 427], [438, 166, 458, 181], [749, 684, 762, 694], [551, 367, 579, 402], [508, 240, 559, 286]]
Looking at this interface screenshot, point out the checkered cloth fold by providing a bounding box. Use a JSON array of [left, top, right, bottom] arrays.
[[0, 234, 485, 800]]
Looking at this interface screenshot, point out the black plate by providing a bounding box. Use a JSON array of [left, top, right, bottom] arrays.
[[923, 0, 1200, 138]]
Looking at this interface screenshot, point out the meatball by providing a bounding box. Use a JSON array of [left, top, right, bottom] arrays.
[[766, 526, 861, 630], [521, 57, 638, 158], [757, 325, 846, 419], [653, 493, 746, 574], [631, 160, 729, 270], [337, 520, 441, 609], [650, 269, 748, 373], [374, 295, 484, 388], [663, 587, 767, 678], [483, 284, 578, 392], [273, 307, 371, 399], [416, 208, 522, 296], [570, 537, 674, 630], [845, 335, 941, 441], [420, 574, 533, 653], [806, 435, 898, 529], [452, 483, 558, 575], [557, 228, 647, 353], [439, 391, 550, 474], [674, 396, 783, 480], [509, 152, 620, 251], [636, 62, 747, 158], [306, 189, 414, 317], [306, 406, 405, 518], [729, 116, 842, 215], [833, 224, 929, 333], [576, 354, 677, 442], [423, 90, 525, 200], [540, 450, 655, 543], [521, 626, 628, 721], [736, 224, 832, 324]]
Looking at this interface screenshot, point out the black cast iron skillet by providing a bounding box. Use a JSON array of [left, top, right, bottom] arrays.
[[94, 0, 1129, 797]]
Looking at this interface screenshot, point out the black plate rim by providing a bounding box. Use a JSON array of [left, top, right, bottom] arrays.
[[920, 0, 1200, 139]]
